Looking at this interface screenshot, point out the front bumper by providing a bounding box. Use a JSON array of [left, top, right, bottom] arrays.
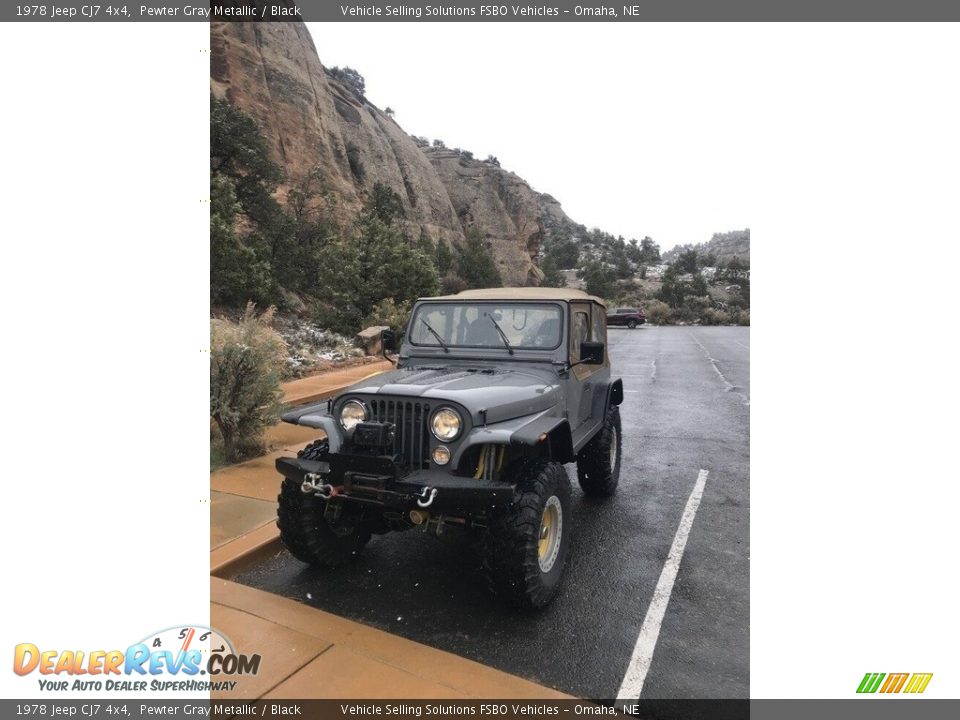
[[275, 452, 516, 514]]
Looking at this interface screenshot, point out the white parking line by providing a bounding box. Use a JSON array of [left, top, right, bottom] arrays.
[[616, 469, 710, 702]]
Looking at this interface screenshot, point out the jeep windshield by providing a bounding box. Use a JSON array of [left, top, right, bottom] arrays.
[[409, 302, 563, 350]]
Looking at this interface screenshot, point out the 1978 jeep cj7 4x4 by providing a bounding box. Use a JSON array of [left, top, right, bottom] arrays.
[[275, 288, 624, 607]]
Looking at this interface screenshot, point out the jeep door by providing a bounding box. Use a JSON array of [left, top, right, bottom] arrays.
[[568, 301, 609, 446]]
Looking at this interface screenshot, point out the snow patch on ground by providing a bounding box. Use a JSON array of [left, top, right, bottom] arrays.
[[272, 316, 366, 378]]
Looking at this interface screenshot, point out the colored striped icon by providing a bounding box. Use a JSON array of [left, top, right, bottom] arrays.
[[857, 672, 932, 694]]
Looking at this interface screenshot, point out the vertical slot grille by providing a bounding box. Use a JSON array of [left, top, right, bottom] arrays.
[[367, 398, 431, 470]]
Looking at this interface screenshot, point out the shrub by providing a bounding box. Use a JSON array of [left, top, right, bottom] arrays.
[[672, 306, 697, 324], [700, 308, 731, 326], [328, 66, 366, 99], [363, 298, 412, 337], [738, 310, 750, 326], [645, 300, 673, 325], [312, 299, 362, 337], [441, 271, 468, 295], [683, 294, 711, 313], [210, 304, 286, 464]]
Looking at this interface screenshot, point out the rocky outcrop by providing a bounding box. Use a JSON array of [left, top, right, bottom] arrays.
[[424, 148, 553, 285], [210, 20, 574, 286]]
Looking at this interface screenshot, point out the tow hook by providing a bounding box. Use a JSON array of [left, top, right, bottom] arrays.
[[416, 487, 438, 508], [302, 473, 335, 499]]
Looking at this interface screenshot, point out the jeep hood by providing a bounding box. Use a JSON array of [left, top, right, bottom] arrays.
[[344, 365, 560, 424]]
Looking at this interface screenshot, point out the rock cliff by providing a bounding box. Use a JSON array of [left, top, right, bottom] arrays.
[[210, 20, 576, 286]]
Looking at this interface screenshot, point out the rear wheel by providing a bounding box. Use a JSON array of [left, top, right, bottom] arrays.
[[277, 478, 371, 567], [576, 406, 622, 497], [482, 459, 572, 608]]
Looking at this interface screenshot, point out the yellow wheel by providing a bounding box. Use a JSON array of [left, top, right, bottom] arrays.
[[538, 496, 563, 573]]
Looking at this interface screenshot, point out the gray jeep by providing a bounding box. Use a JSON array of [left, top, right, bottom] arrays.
[[275, 288, 624, 607]]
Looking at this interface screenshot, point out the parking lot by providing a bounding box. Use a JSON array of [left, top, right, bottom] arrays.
[[234, 326, 750, 699]]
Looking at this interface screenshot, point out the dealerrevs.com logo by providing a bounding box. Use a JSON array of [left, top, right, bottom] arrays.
[[857, 672, 933, 694], [13, 625, 261, 692]]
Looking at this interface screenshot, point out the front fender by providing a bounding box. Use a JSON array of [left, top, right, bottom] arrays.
[[280, 403, 343, 452], [452, 410, 574, 466], [510, 414, 575, 463], [451, 410, 548, 467]]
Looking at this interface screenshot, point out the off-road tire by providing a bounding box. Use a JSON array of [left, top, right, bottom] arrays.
[[576, 406, 622, 497], [277, 479, 370, 567], [482, 459, 572, 609], [627, 319, 638, 329], [297, 438, 329, 460]]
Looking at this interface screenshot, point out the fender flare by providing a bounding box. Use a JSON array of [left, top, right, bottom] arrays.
[[605, 378, 624, 411], [510, 415, 575, 464]]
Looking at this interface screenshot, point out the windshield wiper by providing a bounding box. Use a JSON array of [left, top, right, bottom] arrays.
[[487, 314, 515, 355], [420, 318, 449, 353]]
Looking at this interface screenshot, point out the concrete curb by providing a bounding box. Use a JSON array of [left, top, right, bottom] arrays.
[[211, 522, 282, 579]]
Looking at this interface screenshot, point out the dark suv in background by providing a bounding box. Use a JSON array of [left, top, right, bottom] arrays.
[[607, 307, 646, 329]]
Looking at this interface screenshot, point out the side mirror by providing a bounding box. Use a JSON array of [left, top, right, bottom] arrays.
[[579, 341, 605, 365], [380, 329, 398, 354]]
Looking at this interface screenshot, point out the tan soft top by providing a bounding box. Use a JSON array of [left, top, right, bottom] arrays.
[[425, 286, 606, 306]]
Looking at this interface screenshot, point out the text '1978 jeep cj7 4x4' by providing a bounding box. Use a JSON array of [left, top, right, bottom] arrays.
[[275, 288, 624, 608]]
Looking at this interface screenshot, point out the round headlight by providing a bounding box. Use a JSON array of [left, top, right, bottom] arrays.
[[431, 407, 462, 441], [432, 446, 451, 466], [339, 400, 366, 430]]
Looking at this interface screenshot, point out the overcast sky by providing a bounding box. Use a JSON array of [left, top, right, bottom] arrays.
[[306, 23, 752, 251]]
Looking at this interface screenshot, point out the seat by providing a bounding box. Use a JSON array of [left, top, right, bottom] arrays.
[[465, 316, 500, 346], [525, 318, 560, 347]]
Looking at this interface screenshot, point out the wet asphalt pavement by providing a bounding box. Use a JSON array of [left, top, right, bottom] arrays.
[[234, 326, 750, 699]]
